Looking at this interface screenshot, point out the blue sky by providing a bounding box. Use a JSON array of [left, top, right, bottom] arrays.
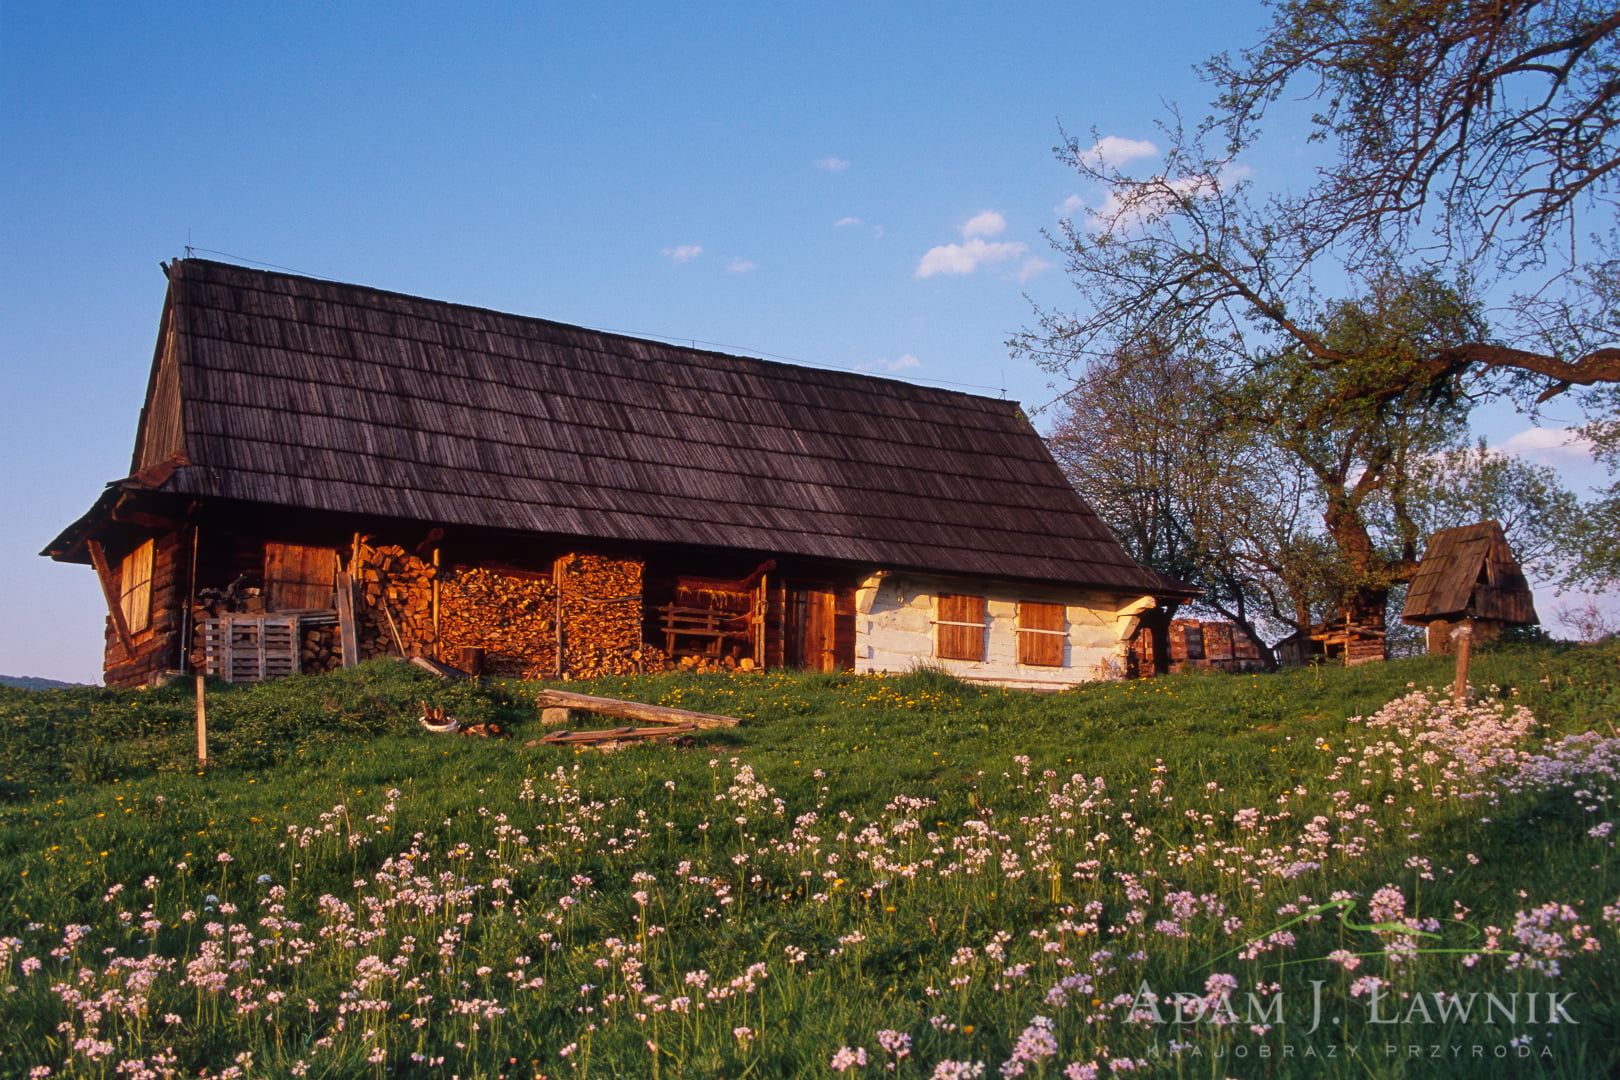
[[1, 2, 1607, 682]]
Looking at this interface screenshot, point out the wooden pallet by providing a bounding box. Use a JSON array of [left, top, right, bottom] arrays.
[[203, 615, 301, 683]]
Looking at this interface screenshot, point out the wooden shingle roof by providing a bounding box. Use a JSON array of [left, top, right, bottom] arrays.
[[100, 258, 1180, 593], [1401, 520, 1538, 626]]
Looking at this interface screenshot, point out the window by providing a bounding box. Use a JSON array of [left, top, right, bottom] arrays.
[[935, 594, 985, 661], [1017, 602, 1066, 666], [119, 540, 155, 635]]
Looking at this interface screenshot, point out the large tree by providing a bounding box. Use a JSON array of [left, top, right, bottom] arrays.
[[1049, 273, 1501, 656], [1019, 0, 1620, 602], [1047, 342, 1322, 659]]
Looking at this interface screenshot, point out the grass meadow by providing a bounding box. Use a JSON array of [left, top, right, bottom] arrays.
[[0, 642, 1616, 1079]]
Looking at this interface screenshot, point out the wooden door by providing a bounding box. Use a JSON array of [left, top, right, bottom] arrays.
[[264, 543, 337, 611], [787, 587, 837, 671]]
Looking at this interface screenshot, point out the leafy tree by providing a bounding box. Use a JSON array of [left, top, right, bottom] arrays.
[[1401, 439, 1582, 578], [1049, 273, 1491, 657], [1020, 0, 1620, 616], [1047, 342, 1318, 660]]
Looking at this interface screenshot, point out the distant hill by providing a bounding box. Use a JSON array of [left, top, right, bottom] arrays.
[[0, 674, 89, 690]]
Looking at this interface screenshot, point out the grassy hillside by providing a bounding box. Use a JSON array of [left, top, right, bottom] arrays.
[[0, 643, 1615, 1078]]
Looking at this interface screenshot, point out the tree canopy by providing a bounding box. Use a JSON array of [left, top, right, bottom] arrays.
[[1019, 0, 1620, 626], [1018, 0, 1620, 406]]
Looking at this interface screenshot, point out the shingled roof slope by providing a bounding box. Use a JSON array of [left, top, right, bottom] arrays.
[[1401, 520, 1538, 626], [116, 258, 1174, 592]]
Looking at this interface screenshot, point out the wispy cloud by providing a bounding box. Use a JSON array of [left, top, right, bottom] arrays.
[[814, 157, 850, 172], [857, 353, 923, 374], [1499, 426, 1597, 465], [1054, 193, 1086, 218], [726, 257, 757, 274], [1015, 257, 1052, 282], [1081, 135, 1158, 169], [961, 210, 1006, 239], [834, 216, 863, 227], [914, 211, 1030, 278], [662, 244, 703, 263], [916, 238, 1029, 278], [1087, 165, 1250, 233]]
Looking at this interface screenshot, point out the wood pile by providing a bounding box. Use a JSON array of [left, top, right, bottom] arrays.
[[438, 566, 559, 677], [333, 544, 680, 680], [353, 539, 437, 659], [300, 624, 342, 674], [678, 654, 757, 673], [553, 554, 672, 680]]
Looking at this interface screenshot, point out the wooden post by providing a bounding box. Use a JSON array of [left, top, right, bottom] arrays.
[[431, 547, 441, 658], [195, 673, 208, 767], [1451, 621, 1473, 700]]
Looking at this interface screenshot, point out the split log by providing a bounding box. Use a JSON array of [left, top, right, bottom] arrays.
[[534, 688, 741, 729]]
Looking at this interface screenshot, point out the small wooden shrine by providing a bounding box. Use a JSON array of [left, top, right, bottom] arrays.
[[1400, 520, 1539, 653]]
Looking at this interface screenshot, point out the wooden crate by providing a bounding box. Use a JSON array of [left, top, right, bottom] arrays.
[[203, 615, 300, 682]]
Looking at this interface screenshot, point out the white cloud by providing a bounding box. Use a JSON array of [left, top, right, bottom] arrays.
[[1082, 135, 1159, 169], [1015, 257, 1052, 282], [1499, 426, 1597, 465], [726, 257, 757, 274], [1054, 194, 1086, 218], [834, 216, 863, 227], [961, 210, 1007, 239], [915, 238, 1029, 278], [858, 353, 923, 374], [1088, 174, 1212, 232], [1086, 165, 1251, 233], [662, 244, 703, 263], [814, 157, 850, 172]]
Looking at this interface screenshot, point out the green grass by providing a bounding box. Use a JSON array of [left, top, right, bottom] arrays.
[[0, 643, 1616, 1078]]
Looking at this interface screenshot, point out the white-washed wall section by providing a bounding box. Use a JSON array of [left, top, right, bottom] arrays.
[[852, 572, 1156, 688]]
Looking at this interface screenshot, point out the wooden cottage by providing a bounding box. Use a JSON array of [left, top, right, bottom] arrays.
[[1400, 520, 1539, 653], [1128, 618, 1265, 676], [43, 259, 1195, 689]]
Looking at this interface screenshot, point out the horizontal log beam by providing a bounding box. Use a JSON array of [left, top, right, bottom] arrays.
[[534, 688, 741, 728]]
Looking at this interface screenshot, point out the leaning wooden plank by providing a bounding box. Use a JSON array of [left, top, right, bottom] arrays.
[[534, 688, 742, 728], [409, 655, 474, 680], [336, 570, 359, 668], [86, 540, 138, 660]]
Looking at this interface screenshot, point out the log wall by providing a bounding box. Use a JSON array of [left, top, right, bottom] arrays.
[[102, 530, 190, 689]]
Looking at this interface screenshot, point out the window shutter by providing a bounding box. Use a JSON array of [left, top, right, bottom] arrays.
[[119, 540, 154, 634], [935, 594, 985, 661], [1017, 602, 1065, 666]]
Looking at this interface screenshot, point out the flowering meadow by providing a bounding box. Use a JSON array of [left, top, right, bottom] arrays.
[[0, 644, 1617, 1079]]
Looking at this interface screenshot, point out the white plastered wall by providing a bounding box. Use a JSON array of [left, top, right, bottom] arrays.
[[852, 572, 1157, 689]]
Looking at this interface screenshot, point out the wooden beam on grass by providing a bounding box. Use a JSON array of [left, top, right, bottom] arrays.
[[534, 688, 741, 729]]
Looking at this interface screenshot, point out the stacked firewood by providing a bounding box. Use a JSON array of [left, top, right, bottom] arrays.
[[438, 566, 560, 677], [553, 554, 660, 679], [353, 539, 437, 659], [678, 654, 757, 673], [187, 577, 265, 669], [191, 576, 266, 619], [300, 625, 342, 674]]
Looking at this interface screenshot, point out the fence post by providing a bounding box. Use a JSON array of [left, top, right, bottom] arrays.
[[1450, 621, 1473, 701], [195, 673, 208, 767]]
